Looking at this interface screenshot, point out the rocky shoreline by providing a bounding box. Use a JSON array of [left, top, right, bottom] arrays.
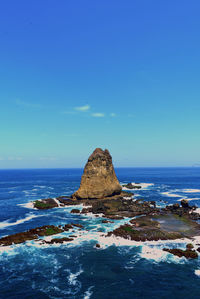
[[0, 223, 83, 246], [1, 148, 200, 260], [1, 193, 200, 258]]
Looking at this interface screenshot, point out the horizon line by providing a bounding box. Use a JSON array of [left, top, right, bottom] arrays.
[[0, 166, 199, 170]]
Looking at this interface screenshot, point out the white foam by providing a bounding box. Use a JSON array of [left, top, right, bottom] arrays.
[[0, 244, 17, 255], [18, 202, 36, 209], [53, 198, 62, 208], [182, 189, 200, 193], [195, 270, 200, 277], [139, 183, 154, 189], [67, 268, 83, 286], [34, 185, 46, 189], [139, 245, 186, 263], [81, 212, 104, 219], [0, 213, 41, 229], [83, 286, 94, 299], [194, 208, 200, 215], [161, 192, 183, 198], [122, 182, 154, 191]]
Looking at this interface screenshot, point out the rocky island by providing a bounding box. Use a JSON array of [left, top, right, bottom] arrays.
[[72, 148, 122, 199], [1, 148, 200, 259]]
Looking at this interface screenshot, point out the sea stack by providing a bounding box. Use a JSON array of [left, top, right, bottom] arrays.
[[72, 148, 122, 199]]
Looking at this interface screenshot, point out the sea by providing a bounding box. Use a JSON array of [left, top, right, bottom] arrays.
[[0, 167, 200, 299]]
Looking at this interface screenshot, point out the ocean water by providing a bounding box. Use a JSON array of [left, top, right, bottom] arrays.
[[0, 167, 200, 299]]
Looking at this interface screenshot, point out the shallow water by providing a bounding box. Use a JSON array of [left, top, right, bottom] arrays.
[[0, 167, 200, 298], [153, 214, 193, 233]]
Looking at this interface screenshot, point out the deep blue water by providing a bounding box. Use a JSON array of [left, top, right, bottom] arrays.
[[0, 167, 200, 299]]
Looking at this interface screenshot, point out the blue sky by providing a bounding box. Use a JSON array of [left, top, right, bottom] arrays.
[[0, 0, 200, 168]]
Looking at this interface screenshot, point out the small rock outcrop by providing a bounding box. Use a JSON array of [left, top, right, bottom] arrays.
[[181, 199, 189, 208], [163, 244, 198, 259], [123, 183, 141, 189], [72, 148, 122, 199]]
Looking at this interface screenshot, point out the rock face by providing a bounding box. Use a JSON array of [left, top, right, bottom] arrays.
[[73, 148, 122, 199]]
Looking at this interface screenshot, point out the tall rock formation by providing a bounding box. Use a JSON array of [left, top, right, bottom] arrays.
[[73, 148, 122, 199]]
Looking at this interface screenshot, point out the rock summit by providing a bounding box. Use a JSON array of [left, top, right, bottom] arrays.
[[72, 148, 122, 199]]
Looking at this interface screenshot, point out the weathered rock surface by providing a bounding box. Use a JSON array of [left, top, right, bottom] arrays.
[[72, 148, 122, 199]]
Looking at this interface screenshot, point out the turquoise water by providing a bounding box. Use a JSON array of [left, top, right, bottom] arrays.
[[0, 168, 200, 299]]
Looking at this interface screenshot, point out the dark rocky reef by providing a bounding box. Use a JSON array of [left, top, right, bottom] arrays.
[[71, 209, 80, 214], [0, 223, 83, 246], [123, 183, 141, 189], [43, 237, 74, 244], [107, 216, 183, 242], [33, 196, 79, 210], [34, 198, 59, 209], [163, 244, 198, 259], [72, 148, 122, 199], [164, 200, 200, 220]]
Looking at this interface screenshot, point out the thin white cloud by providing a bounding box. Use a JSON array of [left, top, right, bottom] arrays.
[[15, 99, 41, 109], [75, 104, 90, 112], [39, 157, 57, 161], [110, 113, 116, 117], [91, 113, 105, 118], [7, 157, 23, 161]]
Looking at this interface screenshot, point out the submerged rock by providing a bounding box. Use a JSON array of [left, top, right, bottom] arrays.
[[72, 148, 122, 199]]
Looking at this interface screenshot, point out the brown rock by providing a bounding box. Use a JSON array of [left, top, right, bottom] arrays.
[[72, 148, 122, 199], [102, 220, 114, 223], [70, 209, 80, 214], [186, 243, 194, 250], [173, 203, 180, 209], [181, 199, 189, 208], [163, 248, 198, 259], [63, 224, 73, 230], [45, 237, 74, 244], [0, 225, 64, 246], [71, 223, 83, 228]]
